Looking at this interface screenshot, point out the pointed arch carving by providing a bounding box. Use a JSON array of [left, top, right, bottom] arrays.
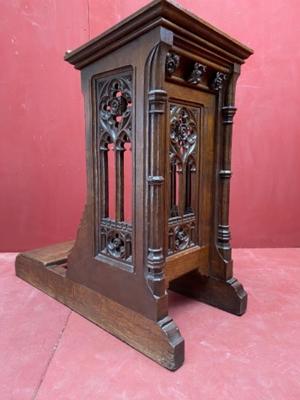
[[168, 103, 200, 255], [94, 67, 134, 268]]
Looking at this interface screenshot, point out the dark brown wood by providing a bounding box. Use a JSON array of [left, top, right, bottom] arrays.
[[169, 271, 247, 316], [15, 0, 253, 370], [165, 246, 209, 283], [18, 241, 74, 266], [16, 246, 184, 370]]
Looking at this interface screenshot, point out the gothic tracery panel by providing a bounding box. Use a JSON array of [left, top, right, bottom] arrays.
[[168, 103, 200, 255], [94, 68, 133, 266]]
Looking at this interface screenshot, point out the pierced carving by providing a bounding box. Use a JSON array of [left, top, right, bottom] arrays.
[[107, 232, 126, 258], [188, 63, 207, 84], [168, 217, 196, 255], [95, 70, 133, 265], [211, 72, 227, 91], [98, 74, 132, 141], [168, 103, 199, 254], [170, 106, 197, 163], [174, 226, 190, 250], [166, 52, 180, 76], [99, 219, 132, 263]]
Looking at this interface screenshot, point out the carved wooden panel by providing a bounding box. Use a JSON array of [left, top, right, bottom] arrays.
[[168, 103, 201, 255], [94, 68, 133, 267]]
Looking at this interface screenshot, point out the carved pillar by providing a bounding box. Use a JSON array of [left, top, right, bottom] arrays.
[[145, 43, 170, 299], [115, 148, 123, 221], [216, 64, 240, 278]]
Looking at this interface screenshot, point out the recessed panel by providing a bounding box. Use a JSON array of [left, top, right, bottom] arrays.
[[168, 103, 201, 255], [94, 68, 133, 268]]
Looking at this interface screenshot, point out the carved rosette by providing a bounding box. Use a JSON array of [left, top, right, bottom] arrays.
[[168, 218, 196, 255], [211, 71, 227, 91], [95, 70, 133, 265], [165, 52, 180, 76], [98, 75, 132, 143], [99, 219, 132, 263], [174, 226, 190, 250], [188, 62, 207, 85], [107, 232, 126, 258], [170, 106, 197, 164]]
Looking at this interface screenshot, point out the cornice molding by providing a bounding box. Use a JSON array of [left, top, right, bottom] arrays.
[[65, 0, 253, 70]]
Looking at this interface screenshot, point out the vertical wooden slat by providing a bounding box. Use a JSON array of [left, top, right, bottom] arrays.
[[169, 160, 177, 217], [115, 147, 125, 221], [178, 166, 185, 216], [101, 149, 109, 218], [184, 163, 191, 214]]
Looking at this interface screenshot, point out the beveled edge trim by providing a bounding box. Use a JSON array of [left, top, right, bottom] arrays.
[[65, 0, 253, 69]]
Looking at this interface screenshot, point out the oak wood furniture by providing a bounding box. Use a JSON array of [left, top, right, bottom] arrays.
[[16, 0, 253, 370]]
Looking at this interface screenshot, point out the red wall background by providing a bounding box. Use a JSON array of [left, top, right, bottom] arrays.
[[1, 0, 300, 251]]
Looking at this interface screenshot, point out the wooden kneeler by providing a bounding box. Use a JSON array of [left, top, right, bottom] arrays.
[[16, 0, 253, 370]]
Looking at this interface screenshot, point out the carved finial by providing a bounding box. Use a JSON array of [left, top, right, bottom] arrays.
[[188, 62, 207, 85], [211, 72, 227, 91], [166, 53, 180, 76]]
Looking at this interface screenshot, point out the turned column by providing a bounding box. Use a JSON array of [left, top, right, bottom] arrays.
[[145, 41, 170, 302]]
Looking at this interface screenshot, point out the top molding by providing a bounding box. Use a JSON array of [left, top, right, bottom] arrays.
[[65, 0, 253, 70]]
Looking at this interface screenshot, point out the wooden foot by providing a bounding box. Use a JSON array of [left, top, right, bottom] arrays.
[[169, 270, 247, 316], [15, 244, 184, 371]]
